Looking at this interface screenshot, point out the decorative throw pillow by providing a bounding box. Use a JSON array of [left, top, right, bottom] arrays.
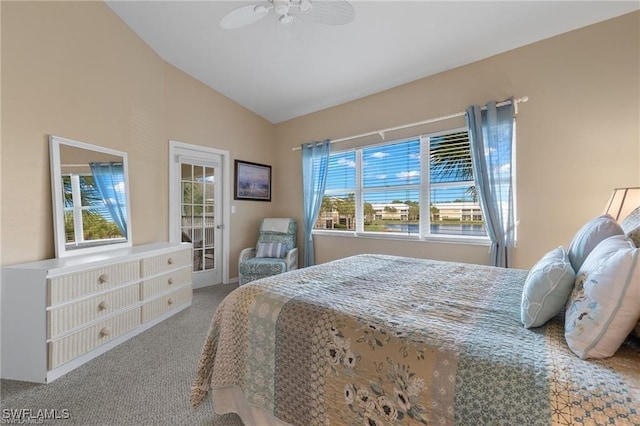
[[255, 242, 286, 258], [621, 207, 640, 339], [566, 214, 623, 272], [565, 235, 640, 359], [521, 247, 575, 328], [620, 205, 640, 247]]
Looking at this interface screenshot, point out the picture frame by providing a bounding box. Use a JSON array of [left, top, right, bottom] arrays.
[[234, 160, 272, 201]]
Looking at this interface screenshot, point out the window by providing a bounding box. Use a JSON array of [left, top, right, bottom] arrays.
[[317, 151, 356, 231], [62, 172, 126, 247], [314, 128, 489, 240]]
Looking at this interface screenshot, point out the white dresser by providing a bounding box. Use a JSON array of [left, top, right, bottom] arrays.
[[1, 242, 193, 383]]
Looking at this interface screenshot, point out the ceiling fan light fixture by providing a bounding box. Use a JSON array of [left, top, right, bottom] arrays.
[[279, 13, 294, 24], [221, 0, 354, 29]]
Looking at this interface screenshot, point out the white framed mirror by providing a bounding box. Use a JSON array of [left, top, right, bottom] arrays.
[[49, 135, 132, 257]]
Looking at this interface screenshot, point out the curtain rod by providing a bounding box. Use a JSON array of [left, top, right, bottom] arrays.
[[293, 96, 529, 151]]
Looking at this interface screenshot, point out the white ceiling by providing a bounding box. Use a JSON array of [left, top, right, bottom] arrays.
[[106, 1, 639, 124]]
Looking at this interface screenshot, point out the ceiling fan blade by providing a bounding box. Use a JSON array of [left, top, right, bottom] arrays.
[[220, 4, 268, 29], [309, 0, 355, 25]]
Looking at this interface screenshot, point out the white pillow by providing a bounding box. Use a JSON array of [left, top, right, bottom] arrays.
[[567, 214, 623, 272], [620, 205, 640, 247], [620, 209, 640, 339], [565, 235, 640, 359], [521, 247, 575, 328]]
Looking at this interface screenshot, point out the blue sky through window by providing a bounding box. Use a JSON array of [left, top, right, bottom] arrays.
[[362, 139, 420, 189], [324, 151, 355, 192], [325, 134, 475, 203]]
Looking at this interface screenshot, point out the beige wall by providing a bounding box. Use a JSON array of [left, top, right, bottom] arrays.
[[1, 1, 275, 278], [162, 63, 277, 278], [274, 11, 640, 269]]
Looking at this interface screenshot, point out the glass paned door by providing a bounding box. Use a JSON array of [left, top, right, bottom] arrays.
[[179, 159, 222, 286], [169, 142, 227, 287]]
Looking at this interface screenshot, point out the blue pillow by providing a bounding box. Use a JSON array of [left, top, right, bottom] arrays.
[[255, 242, 286, 258], [567, 214, 623, 272], [521, 246, 575, 328]]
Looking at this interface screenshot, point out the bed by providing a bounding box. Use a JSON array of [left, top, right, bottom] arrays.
[[191, 253, 640, 425]]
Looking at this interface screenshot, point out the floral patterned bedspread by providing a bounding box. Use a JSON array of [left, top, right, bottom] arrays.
[[191, 254, 640, 425]]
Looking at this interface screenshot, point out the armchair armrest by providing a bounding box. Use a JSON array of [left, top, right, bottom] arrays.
[[238, 247, 256, 271], [286, 247, 298, 271]]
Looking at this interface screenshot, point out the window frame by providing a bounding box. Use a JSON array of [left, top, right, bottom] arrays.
[[312, 127, 493, 246]]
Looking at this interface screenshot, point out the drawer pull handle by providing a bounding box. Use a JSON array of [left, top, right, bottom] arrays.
[[98, 301, 108, 311], [98, 274, 109, 284], [167, 257, 174, 265], [167, 298, 173, 306], [167, 278, 174, 285], [99, 327, 111, 337]]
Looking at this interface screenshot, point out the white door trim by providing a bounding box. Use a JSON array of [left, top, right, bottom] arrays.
[[168, 140, 231, 285]]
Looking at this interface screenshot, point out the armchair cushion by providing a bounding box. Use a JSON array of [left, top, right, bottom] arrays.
[[256, 242, 287, 258], [239, 257, 288, 282]]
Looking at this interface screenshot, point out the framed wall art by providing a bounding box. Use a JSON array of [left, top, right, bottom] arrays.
[[234, 160, 271, 201]]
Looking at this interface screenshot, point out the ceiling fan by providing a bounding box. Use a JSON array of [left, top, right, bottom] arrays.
[[220, 0, 355, 29]]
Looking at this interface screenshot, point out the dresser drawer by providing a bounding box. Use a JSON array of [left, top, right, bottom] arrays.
[[141, 248, 191, 277], [48, 260, 140, 305], [141, 266, 191, 299], [47, 284, 140, 339], [48, 307, 140, 370], [141, 285, 192, 323]]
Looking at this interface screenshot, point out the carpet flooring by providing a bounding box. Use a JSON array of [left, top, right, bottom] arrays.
[[1, 284, 244, 425]]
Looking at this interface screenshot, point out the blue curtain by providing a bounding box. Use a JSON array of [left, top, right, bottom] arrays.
[[89, 162, 127, 237], [466, 99, 515, 267], [301, 139, 331, 267]]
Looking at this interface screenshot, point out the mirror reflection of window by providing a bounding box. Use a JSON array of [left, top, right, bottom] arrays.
[[61, 162, 126, 249], [89, 162, 128, 236]]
